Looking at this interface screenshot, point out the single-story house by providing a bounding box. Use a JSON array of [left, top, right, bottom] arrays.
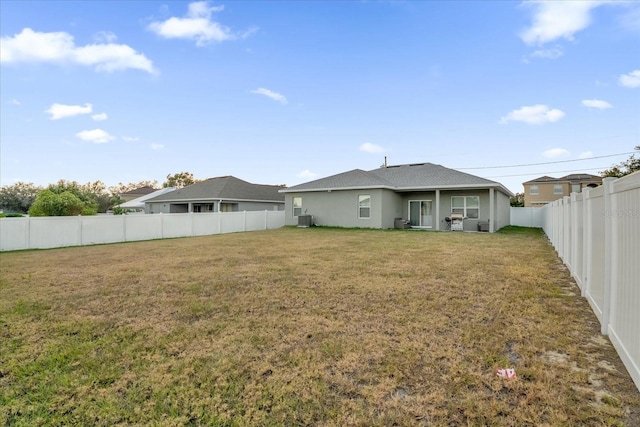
[[118, 187, 175, 213], [144, 176, 285, 214], [280, 163, 514, 232]]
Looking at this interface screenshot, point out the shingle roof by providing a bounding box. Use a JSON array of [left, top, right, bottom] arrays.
[[120, 186, 157, 196], [523, 173, 602, 184], [146, 176, 284, 203], [120, 188, 175, 208], [279, 169, 395, 191], [370, 163, 501, 189], [282, 163, 512, 195]]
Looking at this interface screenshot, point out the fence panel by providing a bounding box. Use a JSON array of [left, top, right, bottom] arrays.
[[29, 217, 80, 249], [192, 213, 220, 236], [220, 212, 245, 234], [1, 211, 285, 251], [509, 207, 544, 228], [570, 193, 584, 289], [125, 214, 162, 242], [541, 172, 640, 392], [162, 213, 193, 238], [608, 174, 640, 392], [585, 187, 606, 322], [0, 218, 29, 251], [82, 215, 125, 245]]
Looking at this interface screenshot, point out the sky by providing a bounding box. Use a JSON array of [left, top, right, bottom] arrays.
[[1, 0, 639, 195]]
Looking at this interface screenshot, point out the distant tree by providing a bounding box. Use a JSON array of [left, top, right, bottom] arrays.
[[510, 192, 525, 207], [108, 180, 159, 198], [0, 182, 42, 213], [28, 190, 89, 216], [107, 180, 159, 210], [79, 180, 112, 213], [163, 172, 199, 189], [600, 146, 640, 178]]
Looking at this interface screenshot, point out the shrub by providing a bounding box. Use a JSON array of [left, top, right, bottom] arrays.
[[28, 190, 87, 216]]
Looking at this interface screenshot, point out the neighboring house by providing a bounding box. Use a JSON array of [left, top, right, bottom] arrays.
[[280, 162, 513, 232], [523, 174, 602, 207], [144, 176, 285, 214], [118, 187, 175, 213], [119, 186, 157, 202]]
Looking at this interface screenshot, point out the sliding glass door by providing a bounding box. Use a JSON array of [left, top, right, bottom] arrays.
[[408, 200, 433, 228]]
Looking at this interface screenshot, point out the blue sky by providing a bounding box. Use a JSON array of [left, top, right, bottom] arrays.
[[1, 0, 639, 194]]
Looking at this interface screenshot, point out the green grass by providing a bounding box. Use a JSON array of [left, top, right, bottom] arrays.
[[1, 227, 638, 426]]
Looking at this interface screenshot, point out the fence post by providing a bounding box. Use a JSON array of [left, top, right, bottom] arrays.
[[601, 177, 615, 335], [243, 211, 247, 232], [264, 210, 268, 230], [570, 192, 578, 279], [581, 187, 590, 297], [78, 215, 83, 246]]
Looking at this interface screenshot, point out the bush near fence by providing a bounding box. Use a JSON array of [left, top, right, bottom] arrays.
[[0, 211, 285, 252], [541, 172, 640, 392]]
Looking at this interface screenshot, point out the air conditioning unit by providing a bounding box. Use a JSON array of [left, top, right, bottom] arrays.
[[297, 215, 313, 227]]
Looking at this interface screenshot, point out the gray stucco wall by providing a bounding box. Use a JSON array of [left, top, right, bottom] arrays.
[[284, 189, 392, 228], [284, 188, 511, 231], [494, 190, 511, 231], [146, 201, 283, 214]]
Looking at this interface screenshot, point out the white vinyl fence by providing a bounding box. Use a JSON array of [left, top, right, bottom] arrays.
[[541, 172, 640, 392], [510, 206, 545, 228], [0, 210, 285, 252]]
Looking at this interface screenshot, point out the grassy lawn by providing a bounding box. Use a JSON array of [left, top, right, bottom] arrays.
[[1, 227, 638, 426]]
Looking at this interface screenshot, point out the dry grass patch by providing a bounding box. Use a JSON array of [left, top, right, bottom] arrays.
[[1, 227, 638, 426]]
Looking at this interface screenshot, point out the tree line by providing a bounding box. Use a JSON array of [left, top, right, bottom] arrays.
[[0, 172, 199, 216]]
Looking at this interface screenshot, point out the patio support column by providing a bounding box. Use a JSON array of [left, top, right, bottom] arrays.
[[435, 189, 440, 230], [188, 202, 193, 213], [489, 188, 495, 233]]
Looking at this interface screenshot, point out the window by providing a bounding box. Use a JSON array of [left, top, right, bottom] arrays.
[[554, 184, 563, 194], [358, 195, 371, 219], [293, 197, 302, 216], [193, 203, 213, 213], [530, 185, 539, 195], [571, 184, 581, 194], [451, 196, 479, 219]]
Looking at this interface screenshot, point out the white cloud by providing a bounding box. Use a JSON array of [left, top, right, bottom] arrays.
[[150, 143, 164, 150], [520, 1, 604, 45], [251, 88, 287, 104], [619, 69, 640, 88], [10, 99, 21, 105], [46, 103, 92, 120], [93, 31, 117, 43], [1, 28, 156, 74], [581, 99, 612, 109], [543, 148, 570, 159], [76, 129, 115, 144], [359, 142, 385, 154], [499, 104, 565, 125], [530, 46, 564, 59], [91, 112, 108, 121], [147, 1, 250, 46], [578, 151, 594, 159], [122, 136, 140, 142], [297, 169, 317, 179]]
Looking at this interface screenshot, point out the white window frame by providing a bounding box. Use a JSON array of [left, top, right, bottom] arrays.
[[358, 194, 371, 219], [293, 196, 302, 217], [530, 185, 539, 195], [451, 196, 479, 219], [553, 184, 563, 195]]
